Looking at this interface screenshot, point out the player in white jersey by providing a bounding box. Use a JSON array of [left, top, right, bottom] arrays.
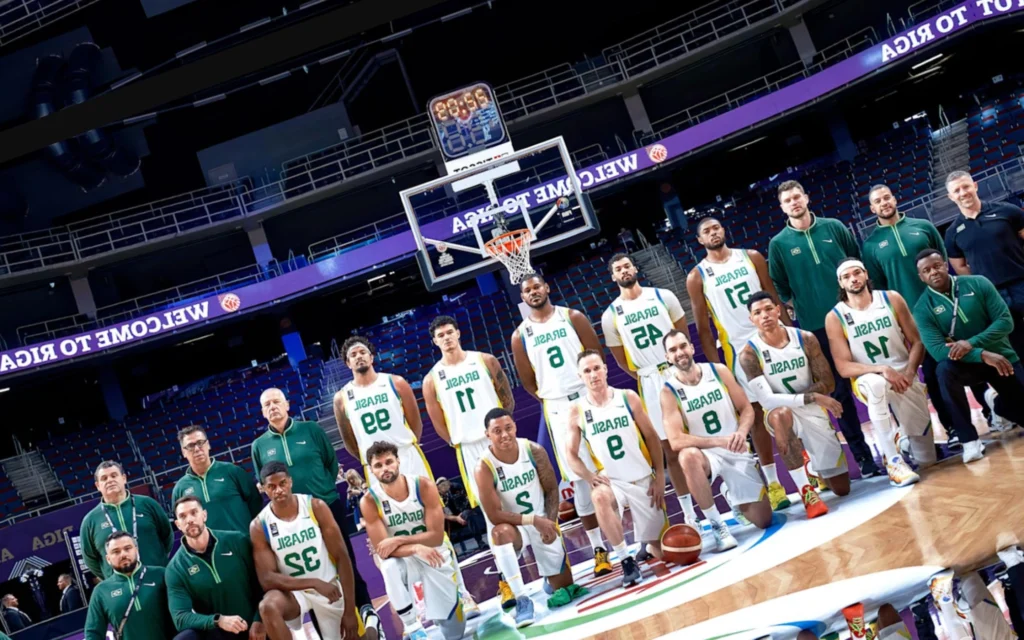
[[826, 259, 936, 487], [738, 291, 850, 520], [335, 336, 432, 489], [686, 218, 793, 512], [251, 461, 363, 640], [475, 408, 588, 628], [511, 273, 610, 577], [660, 329, 773, 553], [600, 253, 697, 527], [360, 442, 466, 640], [565, 350, 667, 587], [424, 315, 514, 509]]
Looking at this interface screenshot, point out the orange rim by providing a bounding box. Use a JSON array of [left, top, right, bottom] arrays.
[[484, 229, 530, 256]]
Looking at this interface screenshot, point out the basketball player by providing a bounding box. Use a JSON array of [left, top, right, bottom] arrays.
[[565, 349, 668, 586], [251, 462, 363, 640], [686, 218, 792, 511], [826, 258, 937, 484], [359, 442, 466, 640], [424, 315, 515, 509], [510, 273, 610, 576], [601, 254, 697, 526], [475, 408, 588, 628], [738, 291, 851, 519], [335, 336, 432, 488], [660, 329, 773, 552]]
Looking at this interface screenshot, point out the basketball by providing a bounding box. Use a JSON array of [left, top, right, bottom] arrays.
[[558, 500, 577, 523], [661, 524, 702, 566]]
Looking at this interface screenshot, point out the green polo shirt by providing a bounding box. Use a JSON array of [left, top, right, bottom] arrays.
[[913, 275, 1018, 364], [768, 214, 861, 331], [172, 460, 263, 534], [80, 494, 173, 578], [251, 419, 340, 504], [165, 529, 263, 631], [84, 565, 175, 640], [861, 215, 946, 307]]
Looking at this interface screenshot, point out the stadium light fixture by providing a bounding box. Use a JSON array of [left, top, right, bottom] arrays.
[[911, 53, 943, 70], [0, 388, 9, 393]]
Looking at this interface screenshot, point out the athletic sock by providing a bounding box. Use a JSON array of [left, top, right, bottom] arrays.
[[703, 502, 725, 525], [789, 466, 812, 491], [492, 543, 526, 597], [397, 604, 423, 634], [678, 493, 698, 523], [585, 527, 604, 553], [762, 463, 781, 485], [612, 541, 631, 561], [872, 418, 900, 461]]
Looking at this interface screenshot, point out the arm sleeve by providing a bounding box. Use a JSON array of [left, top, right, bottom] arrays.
[[166, 567, 216, 631], [83, 591, 108, 640], [746, 375, 809, 410], [913, 302, 953, 362], [600, 307, 622, 347], [860, 244, 887, 290], [236, 464, 264, 519], [927, 223, 948, 260], [80, 515, 103, 578], [962, 278, 1015, 363], [767, 240, 792, 302], [838, 222, 861, 259], [944, 225, 963, 260], [660, 289, 686, 323]]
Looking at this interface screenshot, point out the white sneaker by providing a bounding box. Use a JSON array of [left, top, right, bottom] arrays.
[[962, 440, 984, 463], [709, 519, 738, 552], [997, 545, 1024, 569], [983, 388, 1015, 432], [886, 455, 921, 487]]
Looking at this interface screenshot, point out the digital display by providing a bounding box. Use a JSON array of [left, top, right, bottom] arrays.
[[427, 83, 508, 161]]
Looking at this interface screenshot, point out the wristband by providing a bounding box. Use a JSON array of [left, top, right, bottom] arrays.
[[521, 514, 535, 526]]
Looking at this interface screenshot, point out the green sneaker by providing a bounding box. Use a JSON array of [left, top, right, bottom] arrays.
[[546, 583, 589, 608]]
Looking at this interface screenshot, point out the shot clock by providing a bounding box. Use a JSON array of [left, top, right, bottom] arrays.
[[428, 82, 509, 161]]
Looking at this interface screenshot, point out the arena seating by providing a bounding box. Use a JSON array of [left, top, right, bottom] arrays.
[[966, 86, 1024, 174], [0, 473, 23, 520]]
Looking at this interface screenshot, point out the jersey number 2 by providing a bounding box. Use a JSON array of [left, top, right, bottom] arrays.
[[515, 491, 534, 514], [284, 546, 322, 577]]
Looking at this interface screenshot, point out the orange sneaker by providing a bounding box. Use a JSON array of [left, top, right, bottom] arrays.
[[800, 485, 829, 519], [842, 602, 867, 639]]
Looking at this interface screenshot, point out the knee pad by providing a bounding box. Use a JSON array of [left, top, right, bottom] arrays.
[[437, 616, 467, 640], [860, 375, 891, 422]]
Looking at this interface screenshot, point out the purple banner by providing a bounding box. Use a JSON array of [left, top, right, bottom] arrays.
[[1, 0, 1019, 380], [1, 501, 94, 581]]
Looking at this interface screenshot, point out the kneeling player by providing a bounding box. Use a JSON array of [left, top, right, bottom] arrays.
[[360, 442, 465, 640], [566, 350, 668, 587], [827, 259, 936, 484], [475, 408, 587, 628], [660, 329, 773, 552], [252, 462, 363, 640]]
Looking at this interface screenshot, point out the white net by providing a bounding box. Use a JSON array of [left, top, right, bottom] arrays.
[[484, 229, 533, 283]]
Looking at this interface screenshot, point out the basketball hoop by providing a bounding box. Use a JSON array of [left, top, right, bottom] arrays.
[[484, 229, 533, 283]]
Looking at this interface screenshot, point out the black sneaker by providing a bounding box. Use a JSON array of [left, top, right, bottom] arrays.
[[360, 604, 384, 640], [858, 456, 884, 478], [621, 556, 642, 587], [946, 431, 962, 450]]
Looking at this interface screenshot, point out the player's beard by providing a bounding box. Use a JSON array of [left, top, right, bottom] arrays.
[[526, 294, 548, 309], [379, 471, 397, 485], [355, 364, 371, 375], [845, 282, 867, 296], [671, 355, 693, 371], [705, 237, 726, 251], [616, 274, 637, 288]]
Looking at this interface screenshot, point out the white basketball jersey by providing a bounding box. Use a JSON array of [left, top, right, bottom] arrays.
[[575, 389, 652, 482], [747, 327, 813, 394], [368, 475, 434, 540], [664, 364, 740, 438], [482, 439, 544, 516], [606, 288, 676, 372], [832, 291, 910, 369], [428, 351, 500, 444], [259, 494, 337, 582], [340, 373, 415, 464], [698, 250, 761, 349], [517, 307, 585, 399]]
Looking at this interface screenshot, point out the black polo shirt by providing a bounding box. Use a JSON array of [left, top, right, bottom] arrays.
[[944, 200, 1024, 287]]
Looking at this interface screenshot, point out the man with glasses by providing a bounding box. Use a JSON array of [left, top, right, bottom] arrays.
[[172, 425, 263, 535]]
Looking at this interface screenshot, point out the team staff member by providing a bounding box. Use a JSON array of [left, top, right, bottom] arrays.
[[913, 249, 1024, 464], [250, 387, 373, 617], [84, 532, 176, 640], [80, 461, 173, 579], [58, 573, 84, 613], [166, 496, 265, 639], [945, 170, 1024, 360], [768, 180, 879, 477], [173, 426, 263, 535]]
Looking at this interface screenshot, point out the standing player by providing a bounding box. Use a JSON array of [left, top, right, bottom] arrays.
[[565, 350, 667, 587], [335, 336, 432, 488], [475, 408, 588, 628], [360, 442, 466, 640], [686, 217, 792, 511], [826, 259, 937, 483], [660, 329, 773, 552], [511, 273, 610, 576], [251, 462, 363, 640], [424, 315, 515, 509], [601, 253, 697, 525], [738, 292, 851, 519]]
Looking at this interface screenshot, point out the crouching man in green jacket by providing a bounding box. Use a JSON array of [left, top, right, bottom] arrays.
[[84, 531, 176, 640], [166, 496, 266, 639]]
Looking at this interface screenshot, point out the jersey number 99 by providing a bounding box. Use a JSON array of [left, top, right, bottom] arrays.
[[361, 409, 392, 434]]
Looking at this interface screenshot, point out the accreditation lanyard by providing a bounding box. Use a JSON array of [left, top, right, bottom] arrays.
[[103, 494, 138, 543], [947, 277, 960, 340], [115, 565, 147, 640]]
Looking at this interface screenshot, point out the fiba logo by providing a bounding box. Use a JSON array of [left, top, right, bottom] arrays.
[[220, 293, 241, 313], [647, 144, 668, 163]]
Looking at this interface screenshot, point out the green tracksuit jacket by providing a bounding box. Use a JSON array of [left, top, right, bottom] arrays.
[[860, 215, 946, 307], [165, 529, 263, 631], [913, 275, 1018, 364], [768, 214, 861, 331], [84, 565, 175, 640], [80, 494, 173, 578], [251, 419, 340, 504], [172, 460, 263, 534]]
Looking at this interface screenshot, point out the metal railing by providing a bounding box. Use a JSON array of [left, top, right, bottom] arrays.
[[0, 0, 104, 48], [637, 27, 878, 146], [907, 0, 960, 25]]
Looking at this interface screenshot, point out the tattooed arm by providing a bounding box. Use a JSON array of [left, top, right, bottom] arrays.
[[797, 331, 844, 417], [531, 442, 561, 523], [483, 353, 516, 412], [737, 340, 840, 416]]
